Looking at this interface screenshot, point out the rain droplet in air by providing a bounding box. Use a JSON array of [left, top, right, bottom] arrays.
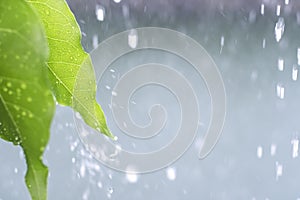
[[248, 10, 256, 23], [275, 162, 283, 180], [297, 48, 300, 65], [270, 144, 277, 156], [95, 5, 105, 21], [277, 58, 284, 71], [128, 29, 138, 49], [262, 38, 266, 48], [220, 35, 224, 54], [285, 0, 289, 5], [276, 83, 285, 99], [112, 91, 117, 96], [113, 0, 121, 3], [97, 181, 103, 188], [107, 187, 114, 194], [276, 5, 281, 16], [166, 167, 177, 181], [126, 172, 138, 183], [260, 4, 265, 15], [92, 35, 98, 49], [274, 17, 285, 42], [80, 163, 86, 178], [292, 65, 298, 81], [291, 138, 299, 158], [257, 146, 263, 158]]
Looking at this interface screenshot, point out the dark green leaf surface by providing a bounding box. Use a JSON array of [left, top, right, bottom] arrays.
[[0, 0, 55, 199]]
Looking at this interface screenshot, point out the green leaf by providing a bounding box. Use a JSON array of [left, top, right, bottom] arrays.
[[27, 0, 113, 138], [0, 0, 55, 200]]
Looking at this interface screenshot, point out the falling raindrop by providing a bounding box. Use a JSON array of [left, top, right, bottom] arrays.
[[80, 163, 86, 178], [276, 83, 285, 99], [270, 144, 277, 156], [107, 187, 114, 195], [112, 91, 118, 96], [277, 58, 284, 71], [291, 138, 299, 158], [276, 5, 281, 16], [113, 0, 121, 3], [248, 10, 256, 23], [97, 181, 103, 188], [166, 167, 176, 181], [95, 5, 105, 21], [128, 29, 138, 49], [220, 35, 224, 54], [92, 35, 98, 49], [108, 173, 112, 180], [292, 65, 298, 81], [274, 17, 285, 42], [260, 4, 265, 15], [262, 38, 266, 48], [126, 172, 138, 183], [285, 0, 289, 5], [257, 146, 263, 158], [275, 162, 283, 180], [14, 168, 18, 174], [297, 48, 300, 65]]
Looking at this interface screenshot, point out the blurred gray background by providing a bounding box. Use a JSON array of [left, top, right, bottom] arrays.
[[1, 0, 300, 199]]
